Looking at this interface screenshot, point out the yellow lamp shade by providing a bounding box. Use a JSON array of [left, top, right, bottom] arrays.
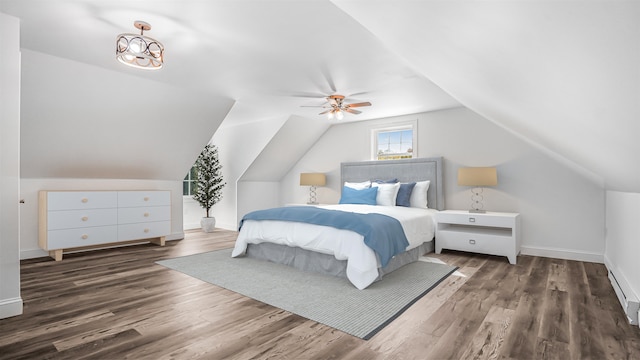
[[300, 173, 326, 186], [457, 167, 497, 187]]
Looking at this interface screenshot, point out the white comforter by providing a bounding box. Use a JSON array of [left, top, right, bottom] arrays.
[[232, 204, 438, 289]]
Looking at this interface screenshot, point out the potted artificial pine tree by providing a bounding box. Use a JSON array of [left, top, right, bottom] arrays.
[[192, 144, 226, 232]]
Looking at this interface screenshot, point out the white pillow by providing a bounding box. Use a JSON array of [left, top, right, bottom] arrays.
[[410, 180, 430, 208], [344, 181, 371, 190], [372, 182, 401, 206]]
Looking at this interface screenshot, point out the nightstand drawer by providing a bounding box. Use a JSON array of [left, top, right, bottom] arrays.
[[437, 230, 513, 256], [436, 212, 515, 228]]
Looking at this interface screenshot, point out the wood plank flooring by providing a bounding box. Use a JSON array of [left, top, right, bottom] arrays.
[[1, 229, 639, 359]]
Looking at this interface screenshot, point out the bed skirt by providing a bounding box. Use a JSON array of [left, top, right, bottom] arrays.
[[245, 241, 434, 283]]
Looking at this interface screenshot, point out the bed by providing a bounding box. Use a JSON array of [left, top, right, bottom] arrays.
[[232, 157, 444, 289]]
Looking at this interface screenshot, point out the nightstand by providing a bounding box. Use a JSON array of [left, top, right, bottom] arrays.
[[435, 210, 521, 264]]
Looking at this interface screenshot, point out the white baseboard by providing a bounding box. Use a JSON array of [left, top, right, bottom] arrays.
[[520, 245, 603, 263], [167, 231, 185, 241], [21, 248, 48, 260], [216, 222, 237, 231], [183, 222, 201, 230], [184, 222, 236, 231], [603, 254, 614, 273], [0, 297, 23, 319], [604, 255, 640, 326]]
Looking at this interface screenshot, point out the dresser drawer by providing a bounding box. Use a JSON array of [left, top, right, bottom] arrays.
[[436, 212, 515, 228], [118, 221, 171, 241], [118, 191, 170, 208], [46, 225, 118, 249], [437, 230, 513, 256], [118, 206, 171, 224], [47, 191, 117, 211], [47, 208, 118, 230]]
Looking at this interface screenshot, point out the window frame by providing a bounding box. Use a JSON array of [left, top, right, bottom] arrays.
[[183, 165, 198, 196], [371, 121, 417, 161]]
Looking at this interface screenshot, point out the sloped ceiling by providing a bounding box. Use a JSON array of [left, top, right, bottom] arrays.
[[1, 1, 638, 191], [333, 1, 640, 192], [19, 49, 235, 180], [240, 115, 331, 182]]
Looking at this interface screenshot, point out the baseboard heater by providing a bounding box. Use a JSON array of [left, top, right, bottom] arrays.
[[608, 269, 639, 326]]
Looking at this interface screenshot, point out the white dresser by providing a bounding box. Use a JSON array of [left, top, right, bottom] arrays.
[[435, 210, 521, 264], [39, 190, 171, 261]]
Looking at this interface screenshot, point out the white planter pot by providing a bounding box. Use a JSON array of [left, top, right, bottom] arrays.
[[200, 217, 216, 233]]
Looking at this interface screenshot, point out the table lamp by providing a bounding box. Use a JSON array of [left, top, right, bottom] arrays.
[[300, 173, 326, 205], [457, 167, 497, 213]]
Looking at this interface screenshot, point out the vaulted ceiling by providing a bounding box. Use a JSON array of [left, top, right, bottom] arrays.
[[2, 1, 638, 192]]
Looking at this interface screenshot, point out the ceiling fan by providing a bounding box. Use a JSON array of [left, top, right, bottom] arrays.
[[303, 95, 372, 120]]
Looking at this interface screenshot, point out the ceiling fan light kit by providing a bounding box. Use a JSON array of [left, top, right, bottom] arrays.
[[116, 21, 164, 70], [314, 94, 371, 120], [327, 109, 344, 120]]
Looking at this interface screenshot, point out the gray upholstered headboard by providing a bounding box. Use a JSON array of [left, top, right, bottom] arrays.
[[340, 157, 444, 210]]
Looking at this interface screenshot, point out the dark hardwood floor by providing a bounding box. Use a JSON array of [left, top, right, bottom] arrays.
[[1, 229, 639, 359]]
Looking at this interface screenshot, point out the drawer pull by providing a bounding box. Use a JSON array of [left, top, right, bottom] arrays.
[[144, 228, 150, 233], [81, 216, 88, 221], [81, 234, 88, 240], [144, 212, 150, 217], [468, 217, 475, 223], [81, 198, 88, 203], [144, 197, 150, 202], [469, 239, 476, 245]]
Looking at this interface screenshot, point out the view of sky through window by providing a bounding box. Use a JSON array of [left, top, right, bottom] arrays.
[[377, 129, 413, 160]]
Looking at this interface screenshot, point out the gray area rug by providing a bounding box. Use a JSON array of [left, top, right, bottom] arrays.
[[156, 248, 457, 340]]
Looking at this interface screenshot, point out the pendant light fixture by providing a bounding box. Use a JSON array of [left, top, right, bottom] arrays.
[[116, 21, 164, 70]]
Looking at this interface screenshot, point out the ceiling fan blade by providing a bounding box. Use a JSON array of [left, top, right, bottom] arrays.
[[345, 102, 371, 108], [345, 108, 362, 115], [319, 110, 331, 115], [300, 105, 327, 107]]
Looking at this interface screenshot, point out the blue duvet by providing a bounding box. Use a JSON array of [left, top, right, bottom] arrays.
[[239, 206, 409, 268]]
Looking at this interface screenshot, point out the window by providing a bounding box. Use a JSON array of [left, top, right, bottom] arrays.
[[183, 166, 198, 196], [372, 124, 415, 160]]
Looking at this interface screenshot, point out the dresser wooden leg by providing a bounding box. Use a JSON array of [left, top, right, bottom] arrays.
[[49, 249, 63, 261], [150, 236, 166, 247]]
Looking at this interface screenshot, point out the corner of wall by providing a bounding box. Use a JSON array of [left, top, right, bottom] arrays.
[[0, 297, 23, 319]]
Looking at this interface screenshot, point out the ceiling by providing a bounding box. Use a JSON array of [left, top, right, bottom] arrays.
[[0, 0, 460, 126], [1, 0, 638, 192]]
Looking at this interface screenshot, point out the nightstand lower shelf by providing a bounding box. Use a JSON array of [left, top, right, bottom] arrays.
[[435, 210, 521, 264]]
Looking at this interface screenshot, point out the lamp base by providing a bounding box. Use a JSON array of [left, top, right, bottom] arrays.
[[307, 202, 319, 205], [468, 209, 487, 213]]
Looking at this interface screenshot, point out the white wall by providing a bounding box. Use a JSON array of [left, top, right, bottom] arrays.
[[237, 181, 280, 225], [185, 116, 291, 231], [605, 191, 640, 301], [20, 178, 184, 259], [211, 117, 288, 230], [281, 107, 605, 262], [183, 196, 202, 230], [0, 12, 23, 318]]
